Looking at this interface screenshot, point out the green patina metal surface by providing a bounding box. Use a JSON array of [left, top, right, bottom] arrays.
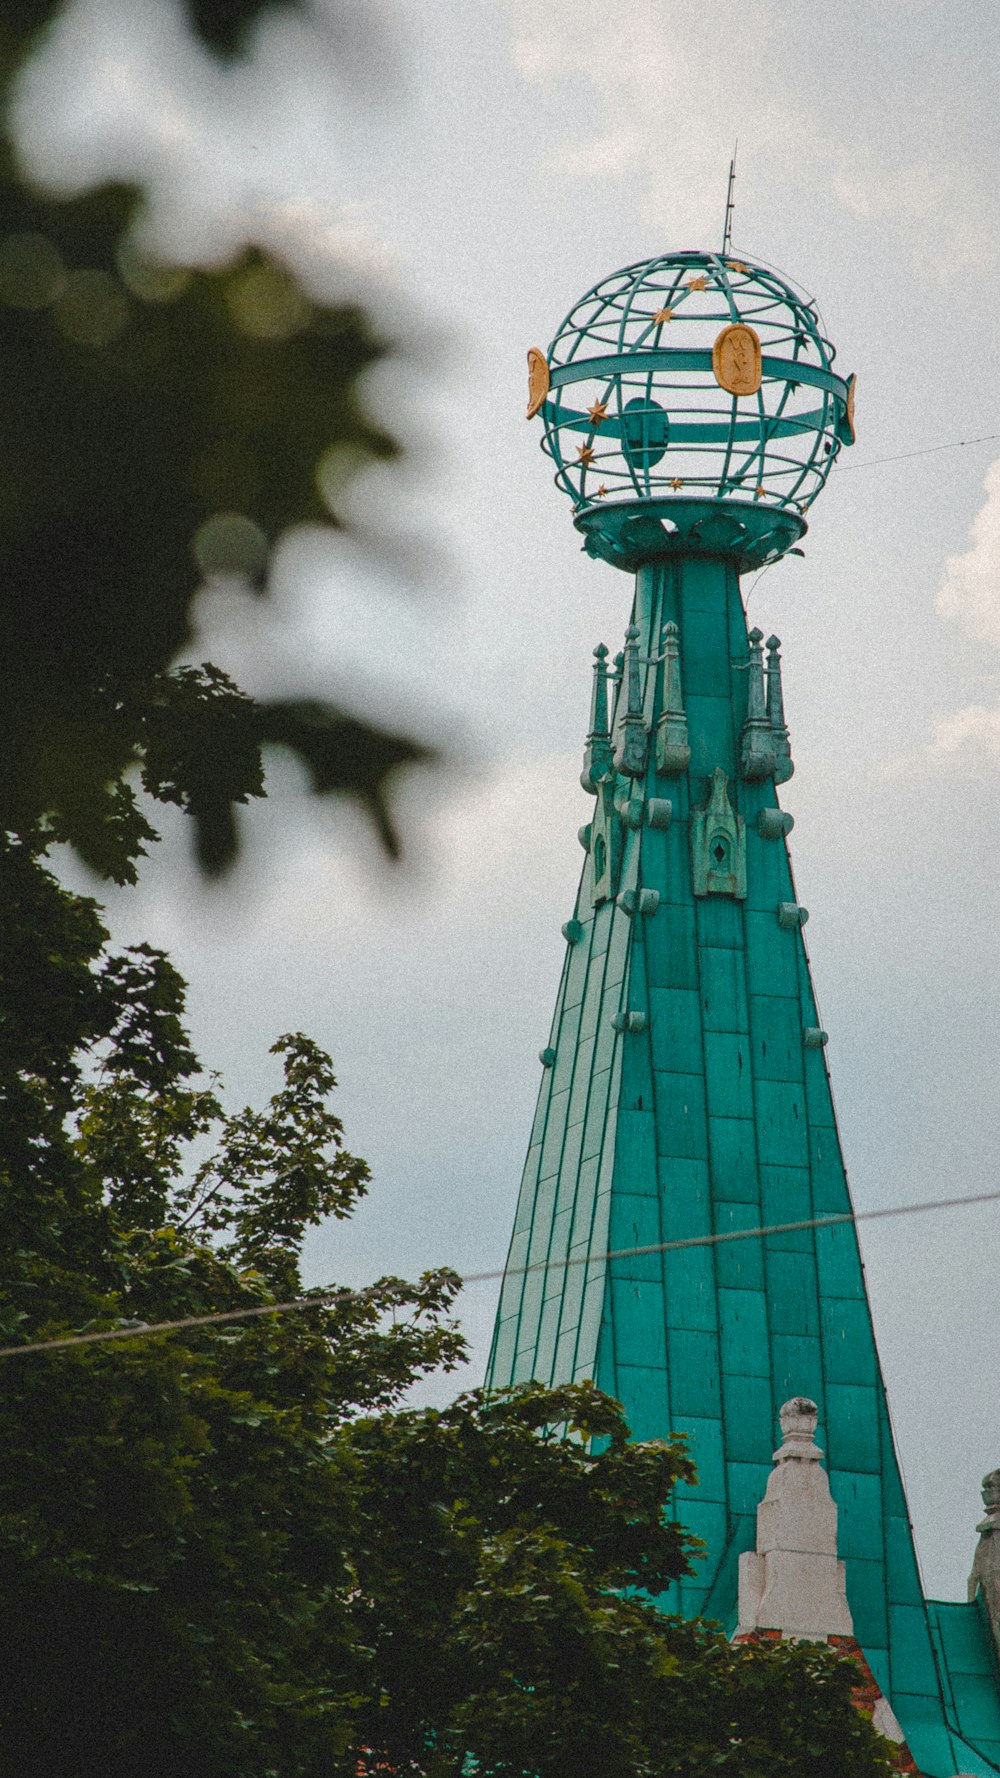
[[485, 551, 1000, 1773], [488, 247, 1000, 1775]]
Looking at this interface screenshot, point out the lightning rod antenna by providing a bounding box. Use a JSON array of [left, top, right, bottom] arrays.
[[722, 143, 737, 255]]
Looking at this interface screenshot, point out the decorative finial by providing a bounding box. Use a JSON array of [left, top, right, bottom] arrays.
[[970, 1467, 1000, 1664], [581, 644, 614, 793], [613, 623, 648, 778], [722, 142, 738, 256], [655, 621, 691, 777], [740, 627, 777, 782], [765, 634, 794, 784], [736, 1394, 854, 1641], [777, 1396, 821, 1458]]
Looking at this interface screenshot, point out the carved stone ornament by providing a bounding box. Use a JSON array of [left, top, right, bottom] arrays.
[[691, 768, 746, 899], [712, 322, 762, 397], [969, 1466, 1000, 1666], [526, 347, 550, 420], [737, 1397, 855, 1641]]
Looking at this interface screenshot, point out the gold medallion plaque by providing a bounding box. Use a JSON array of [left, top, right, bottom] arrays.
[[844, 371, 857, 442], [526, 347, 550, 419], [711, 323, 762, 397]]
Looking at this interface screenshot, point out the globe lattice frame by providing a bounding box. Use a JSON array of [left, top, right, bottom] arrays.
[[535, 249, 855, 574]]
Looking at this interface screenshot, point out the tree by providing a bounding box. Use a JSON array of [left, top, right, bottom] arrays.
[[347, 1384, 893, 1778], [0, 835, 466, 1775], [0, 840, 893, 1777]]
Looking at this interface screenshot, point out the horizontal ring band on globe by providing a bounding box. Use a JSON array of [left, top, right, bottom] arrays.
[[526, 249, 855, 574]]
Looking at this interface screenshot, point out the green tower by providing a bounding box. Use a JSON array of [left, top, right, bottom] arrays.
[[487, 249, 1000, 1777]]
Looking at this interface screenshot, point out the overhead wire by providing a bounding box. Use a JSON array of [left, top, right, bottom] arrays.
[[833, 431, 1000, 473], [745, 430, 998, 600], [6, 434, 997, 1367], [2, 1182, 998, 1361]]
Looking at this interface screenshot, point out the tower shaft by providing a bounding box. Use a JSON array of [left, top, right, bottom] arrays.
[[487, 554, 1000, 1777]]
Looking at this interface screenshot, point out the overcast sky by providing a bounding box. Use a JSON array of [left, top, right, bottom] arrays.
[[14, 0, 1000, 1600]]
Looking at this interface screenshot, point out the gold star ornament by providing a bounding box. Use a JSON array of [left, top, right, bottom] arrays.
[[587, 401, 608, 426], [577, 445, 595, 466], [653, 306, 673, 324], [726, 260, 749, 274], [596, 484, 608, 497], [669, 477, 684, 490], [686, 275, 708, 292]]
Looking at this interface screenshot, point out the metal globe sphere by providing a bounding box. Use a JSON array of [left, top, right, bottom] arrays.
[[528, 249, 855, 573]]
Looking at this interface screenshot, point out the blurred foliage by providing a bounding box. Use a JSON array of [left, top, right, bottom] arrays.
[[185, 0, 292, 55], [0, 0, 428, 880], [0, 843, 895, 1775], [2, 0, 296, 77]]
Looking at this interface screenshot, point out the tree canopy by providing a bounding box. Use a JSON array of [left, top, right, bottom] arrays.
[[0, 841, 894, 1776], [0, 836, 464, 1773]]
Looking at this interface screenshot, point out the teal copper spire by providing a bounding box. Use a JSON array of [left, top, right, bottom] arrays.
[[581, 644, 613, 793], [614, 624, 648, 778], [739, 626, 777, 782], [766, 632, 794, 785], [655, 620, 691, 778], [491, 249, 1000, 1778]]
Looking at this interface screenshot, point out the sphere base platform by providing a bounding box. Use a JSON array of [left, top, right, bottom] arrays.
[[574, 494, 807, 574]]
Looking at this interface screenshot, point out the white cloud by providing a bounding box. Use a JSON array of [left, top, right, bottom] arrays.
[[879, 706, 1000, 778], [883, 459, 1000, 774], [504, 0, 998, 270], [506, 0, 795, 243], [937, 457, 1000, 649], [927, 703, 1000, 762]]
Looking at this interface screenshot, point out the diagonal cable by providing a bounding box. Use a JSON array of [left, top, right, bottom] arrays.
[[1, 1184, 998, 1360]]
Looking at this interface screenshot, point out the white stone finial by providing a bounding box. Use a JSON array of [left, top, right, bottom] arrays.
[[776, 1395, 822, 1457], [737, 1395, 854, 1642], [969, 1467, 1000, 1665]]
